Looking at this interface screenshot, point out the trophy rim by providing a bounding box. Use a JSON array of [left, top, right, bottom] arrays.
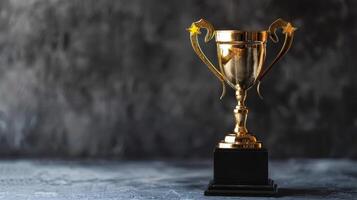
[[215, 30, 268, 43], [215, 30, 267, 34]]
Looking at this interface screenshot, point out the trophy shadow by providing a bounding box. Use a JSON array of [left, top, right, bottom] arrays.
[[277, 187, 356, 198]]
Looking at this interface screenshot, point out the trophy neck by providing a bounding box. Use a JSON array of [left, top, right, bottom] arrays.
[[215, 30, 268, 43], [217, 87, 262, 149], [234, 88, 248, 135]]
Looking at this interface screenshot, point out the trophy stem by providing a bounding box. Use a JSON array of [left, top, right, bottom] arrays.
[[234, 88, 248, 136], [218, 87, 262, 149]]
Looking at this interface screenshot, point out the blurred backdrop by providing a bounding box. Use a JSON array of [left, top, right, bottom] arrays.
[[0, 0, 356, 158]]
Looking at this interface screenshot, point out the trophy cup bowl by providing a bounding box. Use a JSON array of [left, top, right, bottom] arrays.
[[187, 18, 296, 196], [216, 30, 267, 90]]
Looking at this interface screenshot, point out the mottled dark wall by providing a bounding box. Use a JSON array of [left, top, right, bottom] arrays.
[[0, 0, 356, 158]]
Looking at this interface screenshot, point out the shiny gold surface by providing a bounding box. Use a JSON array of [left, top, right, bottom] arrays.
[[187, 18, 296, 149], [216, 38, 266, 90], [257, 19, 297, 81], [187, 20, 229, 99], [215, 30, 268, 43]]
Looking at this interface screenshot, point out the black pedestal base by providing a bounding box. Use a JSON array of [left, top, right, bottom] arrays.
[[204, 147, 278, 196], [205, 179, 278, 196]]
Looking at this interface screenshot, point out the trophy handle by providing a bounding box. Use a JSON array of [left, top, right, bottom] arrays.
[[187, 19, 228, 99], [258, 18, 296, 81]]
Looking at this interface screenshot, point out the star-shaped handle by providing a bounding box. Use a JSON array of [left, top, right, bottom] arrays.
[[187, 19, 230, 99], [257, 19, 297, 82]]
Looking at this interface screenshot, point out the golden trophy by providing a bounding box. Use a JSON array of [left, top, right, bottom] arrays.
[[187, 19, 296, 196]]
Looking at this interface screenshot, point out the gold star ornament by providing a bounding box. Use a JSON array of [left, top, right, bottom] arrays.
[[187, 23, 201, 35], [282, 23, 297, 35]]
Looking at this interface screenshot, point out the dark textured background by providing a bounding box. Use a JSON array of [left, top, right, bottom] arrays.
[[0, 0, 356, 158]]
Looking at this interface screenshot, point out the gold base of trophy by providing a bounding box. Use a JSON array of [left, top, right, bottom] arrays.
[[218, 133, 262, 149]]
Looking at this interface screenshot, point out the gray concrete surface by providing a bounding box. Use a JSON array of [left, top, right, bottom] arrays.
[[0, 159, 355, 199]]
